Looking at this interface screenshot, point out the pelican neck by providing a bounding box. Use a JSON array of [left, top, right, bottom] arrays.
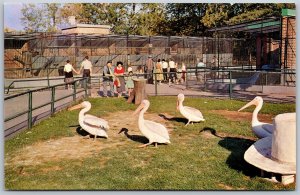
[[252, 102, 263, 124]]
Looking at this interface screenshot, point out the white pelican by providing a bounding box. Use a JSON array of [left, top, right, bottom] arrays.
[[177, 93, 205, 126], [69, 101, 109, 139], [133, 99, 170, 148], [238, 96, 273, 138]]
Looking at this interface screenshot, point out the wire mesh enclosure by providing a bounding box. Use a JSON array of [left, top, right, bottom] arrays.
[[5, 33, 256, 79]]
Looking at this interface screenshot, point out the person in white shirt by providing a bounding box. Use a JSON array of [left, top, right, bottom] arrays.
[[79, 56, 93, 87], [169, 59, 176, 83], [161, 59, 169, 82], [64, 60, 78, 90], [196, 61, 206, 84], [127, 65, 133, 73]]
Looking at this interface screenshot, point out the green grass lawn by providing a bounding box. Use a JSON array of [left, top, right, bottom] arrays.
[[4, 96, 296, 190]]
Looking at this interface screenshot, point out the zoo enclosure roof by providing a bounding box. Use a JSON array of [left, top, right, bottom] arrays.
[[4, 33, 244, 41], [208, 17, 281, 34]]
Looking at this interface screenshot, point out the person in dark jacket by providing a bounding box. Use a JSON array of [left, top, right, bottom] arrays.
[[102, 60, 114, 97]]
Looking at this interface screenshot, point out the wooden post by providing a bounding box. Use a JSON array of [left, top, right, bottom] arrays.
[[127, 78, 148, 105]]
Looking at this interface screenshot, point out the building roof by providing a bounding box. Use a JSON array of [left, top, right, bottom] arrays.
[[208, 17, 281, 34]]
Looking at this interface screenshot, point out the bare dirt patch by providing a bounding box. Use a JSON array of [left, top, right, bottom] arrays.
[[209, 110, 274, 123], [6, 111, 174, 167]]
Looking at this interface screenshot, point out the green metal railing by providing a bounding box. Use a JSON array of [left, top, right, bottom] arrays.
[[149, 67, 296, 98], [4, 78, 89, 132]]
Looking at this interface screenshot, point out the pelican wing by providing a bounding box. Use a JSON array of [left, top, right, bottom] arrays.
[[261, 123, 273, 134], [84, 115, 109, 129], [144, 120, 170, 140], [184, 106, 204, 119]]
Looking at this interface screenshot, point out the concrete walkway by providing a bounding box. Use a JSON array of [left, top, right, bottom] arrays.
[[4, 89, 86, 139]]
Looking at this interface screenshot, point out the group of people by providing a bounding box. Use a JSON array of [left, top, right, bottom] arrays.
[[64, 56, 134, 98], [63, 55, 187, 97], [63, 56, 93, 90], [145, 56, 186, 85], [102, 60, 134, 98]]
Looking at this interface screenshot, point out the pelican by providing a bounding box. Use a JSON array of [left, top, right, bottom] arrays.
[[133, 100, 170, 148], [177, 93, 205, 126], [238, 96, 273, 138], [69, 101, 109, 139]]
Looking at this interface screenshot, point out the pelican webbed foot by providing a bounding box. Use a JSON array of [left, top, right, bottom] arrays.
[[138, 142, 157, 148], [83, 135, 91, 139], [138, 143, 150, 148], [185, 121, 191, 126]]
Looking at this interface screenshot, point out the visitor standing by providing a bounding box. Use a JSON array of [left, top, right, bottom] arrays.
[[114, 61, 126, 98], [169, 58, 176, 83], [154, 59, 163, 84], [145, 55, 154, 84], [137, 65, 144, 78], [125, 71, 134, 97], [162, 59, 169, 82], [102, 60, 114, 97], [127, 64, 133, 73], [196, 61, 206, 84], [79, 56, 93, 87], [64, 60, 78, 90]]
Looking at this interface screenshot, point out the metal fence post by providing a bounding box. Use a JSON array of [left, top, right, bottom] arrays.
[[154, 72, 157, 96], [51, 87, 55, 114], [261, 72, 264, 93], [229, 70, 232, 99], [84, 78, 88, 97], [28, 91, 32, 129], [185, 70, 188, 89], [204, 69, 207, 91], [47, 66, 50, 87], [73, 81, 77, 101]]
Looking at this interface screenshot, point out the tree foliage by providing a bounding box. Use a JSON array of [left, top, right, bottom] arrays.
[[19, 3, 296, 35], [21, 3, 60, 32], [165, 3, 208, 36], [227, 3, 295, 25], [201, 4, 231, 28], [21, 4, 46, 32]]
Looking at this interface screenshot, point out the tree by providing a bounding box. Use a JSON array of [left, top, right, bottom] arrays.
[[135, 3, 166, 36], [21, 4, 46, 32], [4, 27, 16, 33], [165, 3, 208, 36], [201, 3, 231, 28], [227, 3, 296, 25], [59, 3, 84, 24], [45, 3, 60, 32], [21, 3, 61, 32]]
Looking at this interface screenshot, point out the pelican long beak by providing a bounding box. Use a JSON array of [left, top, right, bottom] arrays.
[[176, 100, 179, 111], [133, 103, 144, 116], [68, 103, 83, 111], [238, 99, 257, 112]]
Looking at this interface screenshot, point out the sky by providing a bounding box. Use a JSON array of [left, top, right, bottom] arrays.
[[4, 3, 24, 31]]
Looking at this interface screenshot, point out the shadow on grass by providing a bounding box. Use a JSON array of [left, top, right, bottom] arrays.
[[75, 126, 90, 136], [118, 128, 148, 144], [201, 127, 261, 178], [159, 113, 188, 124], [75, 126, 108, 139]]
